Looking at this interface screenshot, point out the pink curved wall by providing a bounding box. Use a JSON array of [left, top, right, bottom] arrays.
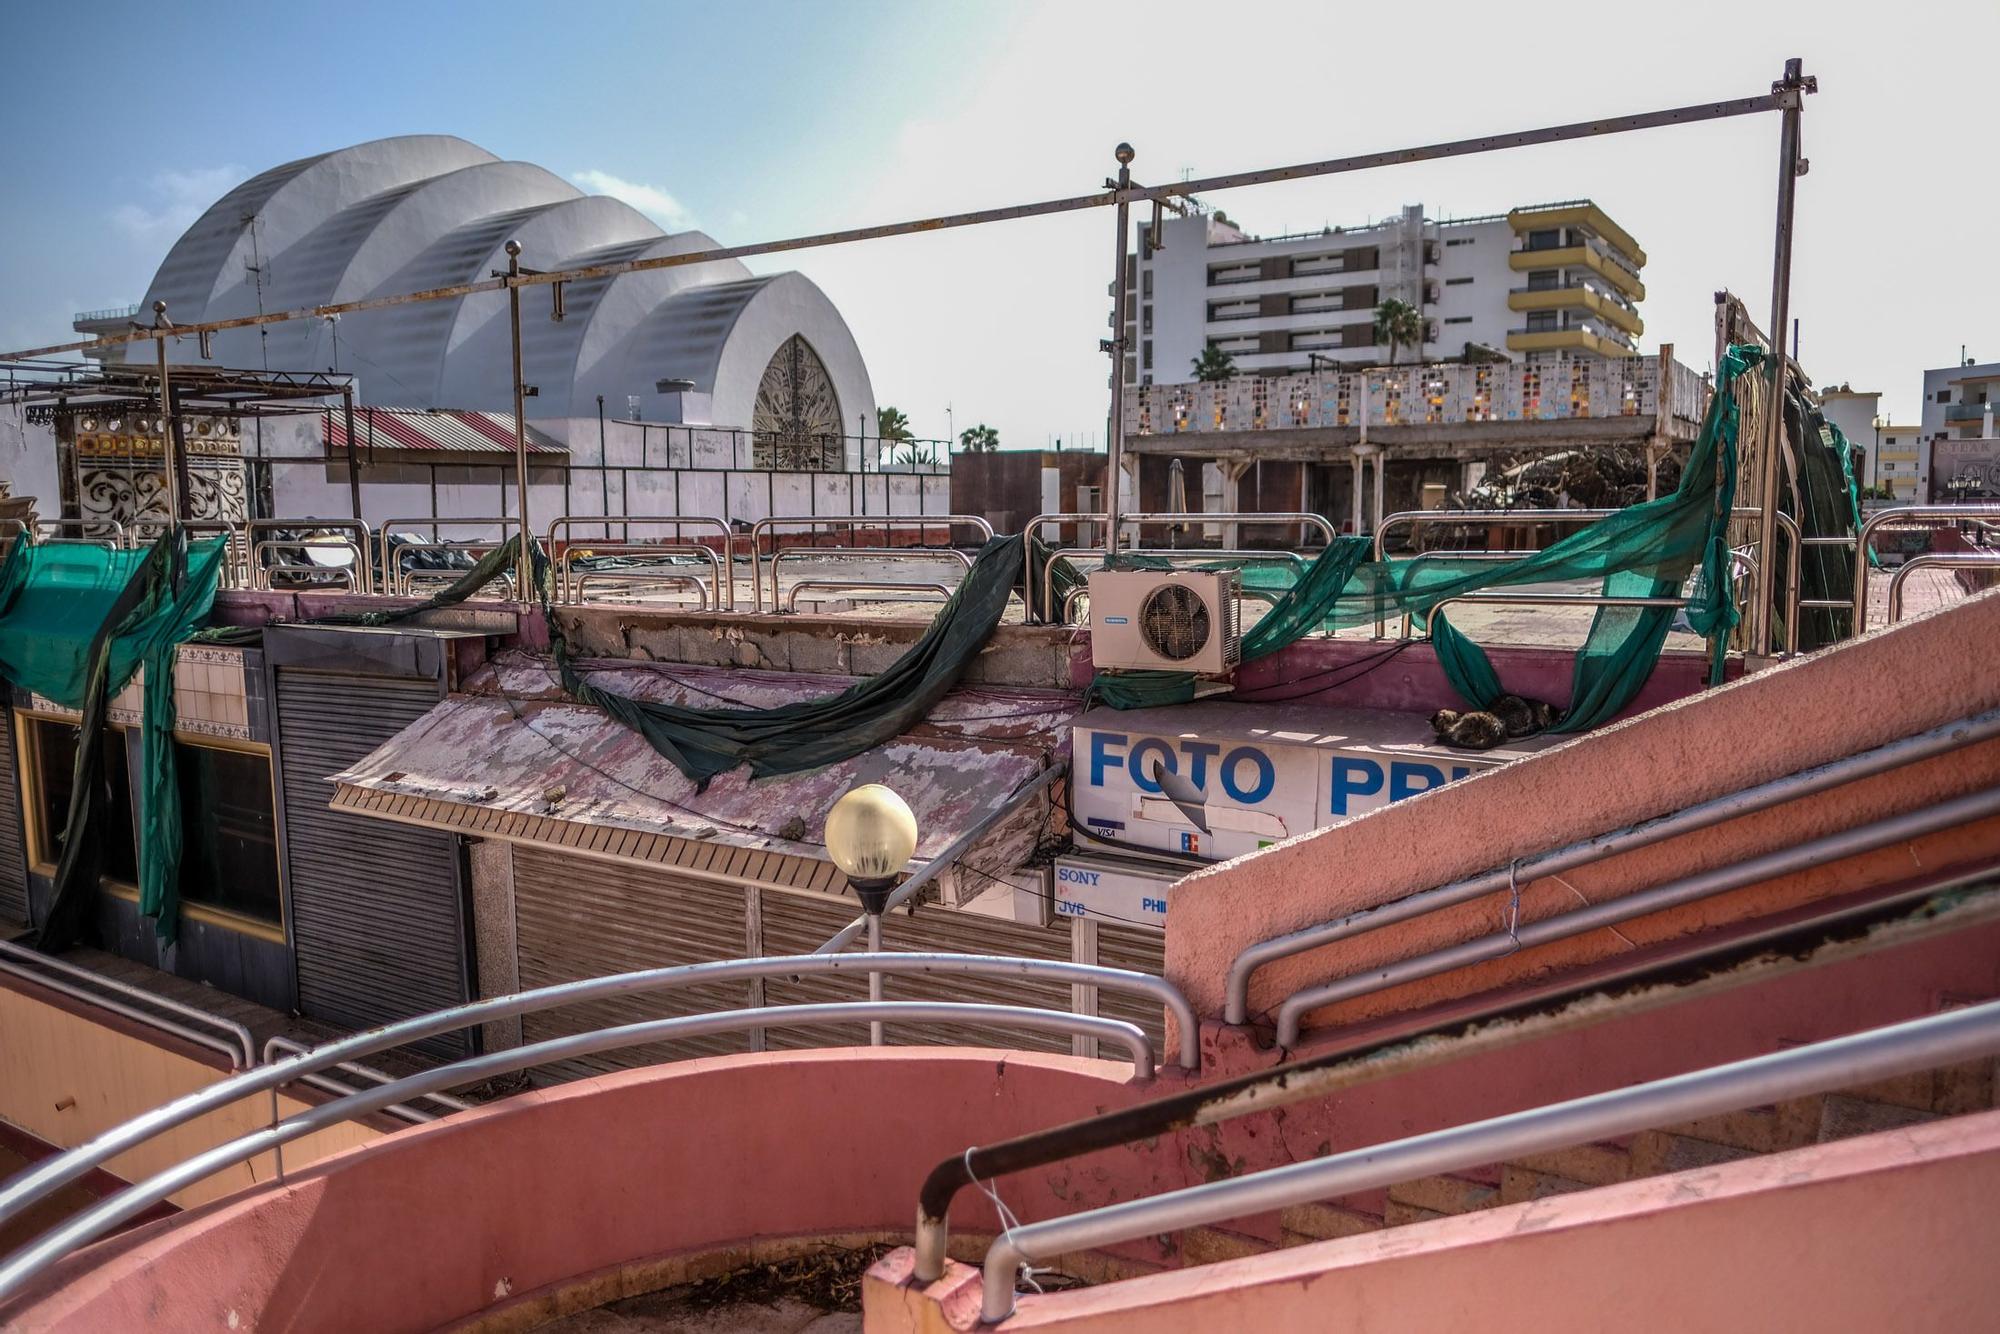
[[0, 1050, 1163, 1334], [1168, 587, 2000, 1038]]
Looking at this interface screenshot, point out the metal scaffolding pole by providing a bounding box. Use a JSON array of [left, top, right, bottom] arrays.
[[504, 240, 533, 601], [1102, 144, 1134, 558], [1751, 58, 1815, 657]]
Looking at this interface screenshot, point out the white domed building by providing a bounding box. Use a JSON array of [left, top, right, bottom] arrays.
[[121, 135, 875, 459]]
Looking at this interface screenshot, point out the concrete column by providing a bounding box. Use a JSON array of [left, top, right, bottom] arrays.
[[1373, 447, 1387, 534], [1118, 454, 1140, 551], [1217, 458, 1252, 549], [1351, 450, 1368, 535]]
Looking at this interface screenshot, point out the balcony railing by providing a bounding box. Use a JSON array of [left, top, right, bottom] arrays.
[[1944, 402, 1995, 423], [72, 303, 141, 325]]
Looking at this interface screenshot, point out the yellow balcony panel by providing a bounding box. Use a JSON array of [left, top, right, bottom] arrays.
[[1507, 203, 1647, 267], [1506, 286, 1644, 337], [1505, 328, 1635, 358], [1507, 245, 1644, 301]]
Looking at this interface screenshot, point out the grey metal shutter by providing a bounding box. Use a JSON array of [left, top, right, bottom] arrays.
[[758, 889, 1077, 1054], [275, 670, 470, 1055], [1095, 922, 1168, 1058], [0, 705, 28, 925], [511, 846, 752, 1082]]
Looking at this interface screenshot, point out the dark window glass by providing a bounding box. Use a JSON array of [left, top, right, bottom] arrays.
[[31, 720, 138, 884], [175, 744, 281, 925]]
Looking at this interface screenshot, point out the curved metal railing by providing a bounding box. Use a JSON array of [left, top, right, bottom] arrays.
[[1851, 503, 2000, 632], [546, 515, 735, 609], [0, 950, 1191, 1305], [747, 515, 994, 613], [1885, 552, 2000, 625]]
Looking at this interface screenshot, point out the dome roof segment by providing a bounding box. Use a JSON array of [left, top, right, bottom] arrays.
[[126, 138, 873, 438]]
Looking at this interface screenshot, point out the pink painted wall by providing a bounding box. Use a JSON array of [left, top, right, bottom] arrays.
[[879, 1109, 2000, 1332], [1167, 586, 2000, 1035], [0, 1051, 1166, 1334]]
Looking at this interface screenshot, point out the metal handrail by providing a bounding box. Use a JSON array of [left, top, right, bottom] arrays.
[[1222, 707, 2000, 1025], [1887, 553, 2000, 624], [260, 1035, 473, 1124], [748, 515, 994, 613], [1022, 514, 1111, 623], [1852, 504, 2000, 632], [559, 544, 722, 605], [33, 517, 126, 547], [390, 542, 503, 597], [975, 999, 2000, 1322], [0, 943, 1169, 1252], [1120, 511, 1338, 546], [1062, 584, 1284, 623], [546, 515, 734, 609], [573, 571, 710, 608], [247, 518, 375, 594], [787, 580, 955, 612], [0, 995, 1154, 1307], [0, 940, 255, 1069], [1273, 783, 2000, 1047], [768, 546, 972, 614], [251, 537, 365, 592]]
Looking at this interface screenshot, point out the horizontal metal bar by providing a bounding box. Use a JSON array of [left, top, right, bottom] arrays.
[[3, 91, 1783, 363], [1888, 554, 2000, 624], [572, 571, 709, 609], [817, 765, 1071, 957], [1274, 783, 2000, 1047], [0, 999, 1149, 1306], [981, 998, 2000, 1322], [546, 514, 734, 608], [1119, 511, 1338, 545], [1224, 707, 2000, 1024], [0, 941, 254, 1068], [261, 1035, 475, 1122], [787, 580, 954, 613]]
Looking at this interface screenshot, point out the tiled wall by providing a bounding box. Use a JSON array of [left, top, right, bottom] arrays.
[[29, 645, 258, 742]]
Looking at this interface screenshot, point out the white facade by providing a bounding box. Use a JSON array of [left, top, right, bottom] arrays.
[[1922, 360, 2000, 501], [1123, 200, 1646, 385]]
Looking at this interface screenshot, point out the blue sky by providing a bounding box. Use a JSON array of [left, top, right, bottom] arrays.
[[1, 0, 1992, 446]]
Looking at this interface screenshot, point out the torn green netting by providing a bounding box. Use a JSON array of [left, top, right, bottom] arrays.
[[0, 533, 227, 949], [1089, 344, 1768, 728]]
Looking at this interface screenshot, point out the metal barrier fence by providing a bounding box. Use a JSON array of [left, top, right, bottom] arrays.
[[1887, 553, 2000, 624], [0, 940, 255, 1069], [0, 949, 1192, 1304], [1852, 503, 2000, 632], [747, 514, 994, 613], [546, 514, 736, 609]]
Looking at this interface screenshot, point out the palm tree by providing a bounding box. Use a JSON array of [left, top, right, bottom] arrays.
[[958, 423, 1000, 453], [876, 406, 912, 445], [1191, 343, 1237, 382], [1373, 299, 1424, 366]]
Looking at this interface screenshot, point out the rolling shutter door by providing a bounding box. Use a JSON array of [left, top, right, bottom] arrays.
[[0, 706, 27, 925], [511, 846, 751, 1082], [276, 670, 470, 1055], [1095, 922, 1168, 1058], [758, 890, 1077, 1054]]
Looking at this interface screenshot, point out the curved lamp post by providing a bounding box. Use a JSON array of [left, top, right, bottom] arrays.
[[824, 784, 919, 1045]]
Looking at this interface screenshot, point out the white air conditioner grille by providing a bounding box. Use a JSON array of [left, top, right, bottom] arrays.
[[1139, 583, 1212, 661]]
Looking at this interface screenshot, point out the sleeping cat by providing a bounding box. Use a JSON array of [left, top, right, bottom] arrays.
[[1430, 694, 1558, 750]]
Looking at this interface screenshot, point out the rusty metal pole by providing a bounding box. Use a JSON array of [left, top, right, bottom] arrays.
[[1102, 143, 1135, 567], [1751, 59, 1814, 659], [505, 240, 533, 601], [341, 382, 362, 524], [149, 302, 187, 536]]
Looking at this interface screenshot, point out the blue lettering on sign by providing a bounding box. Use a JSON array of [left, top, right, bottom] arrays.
[[1089, 731, 1126, 788], [1055, 899, 1086, 916], [1129, 738, 1177, 793], [1220, 746, 1276, 804], [1085, 731, 1282, 807], [1142, 897, 1169, 914], [1329, 758, 1385, 816], [1389, 760, 1446, 802], [1056, 867, 1101, 887]]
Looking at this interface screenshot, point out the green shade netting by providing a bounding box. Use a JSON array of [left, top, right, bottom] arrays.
[[361, 531, 1035, 791], [1090, 344, 1768, 725], [0, 533, 227, 948]]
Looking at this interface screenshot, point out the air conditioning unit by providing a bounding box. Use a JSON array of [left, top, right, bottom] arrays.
[[1090, 569, 1242, 675]]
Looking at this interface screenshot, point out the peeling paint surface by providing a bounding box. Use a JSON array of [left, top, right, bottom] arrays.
[[329, 650, 1081, 877]]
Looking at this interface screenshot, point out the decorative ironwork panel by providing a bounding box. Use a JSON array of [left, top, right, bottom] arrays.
[[752, 335, 844, 471]]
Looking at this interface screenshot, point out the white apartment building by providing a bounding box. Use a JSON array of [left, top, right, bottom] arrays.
[[1120, 199, 1646, 386], [1923, 359, 2000, 502]]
